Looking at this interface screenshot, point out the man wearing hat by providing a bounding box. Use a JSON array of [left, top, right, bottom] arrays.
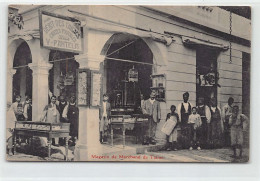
[[143, 90, 161, 145]]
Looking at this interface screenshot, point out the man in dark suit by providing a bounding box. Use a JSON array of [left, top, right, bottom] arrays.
[[99, 94, 111, 143], [143, 91, 161, 145]]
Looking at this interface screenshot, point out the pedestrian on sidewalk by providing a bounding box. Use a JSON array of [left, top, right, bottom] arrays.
[[165, 105, 179, 151], [229, 105, 249, 159], [188, 107, 202, 150]]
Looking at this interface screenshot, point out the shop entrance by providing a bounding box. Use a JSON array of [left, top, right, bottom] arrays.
[[196, 47, 219, 106], [103, 34, 153, 113], [13, 41, 32, 102], [48, 50, 79, 101]]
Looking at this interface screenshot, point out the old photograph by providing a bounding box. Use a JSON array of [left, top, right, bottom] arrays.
[[6, 5, 251, 162]]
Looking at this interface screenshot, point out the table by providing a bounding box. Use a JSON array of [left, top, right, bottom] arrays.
[[13, 121, 70, 161], [110, 121, 149, 148]]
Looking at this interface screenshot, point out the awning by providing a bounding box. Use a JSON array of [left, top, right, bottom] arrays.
[[182, 36, 229, 50]]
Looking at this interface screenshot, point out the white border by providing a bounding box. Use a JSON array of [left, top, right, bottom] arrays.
[[0, 1, 259, 181]]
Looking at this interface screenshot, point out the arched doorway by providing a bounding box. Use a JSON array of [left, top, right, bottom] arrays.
[[102, 33, 154, 111], [12, 41, 32, 102]]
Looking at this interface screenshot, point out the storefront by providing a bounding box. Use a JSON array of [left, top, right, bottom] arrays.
[[7, 5, 250, 160]]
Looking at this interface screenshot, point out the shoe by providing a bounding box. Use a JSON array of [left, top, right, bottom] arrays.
[[197, 147, 201, 150], [189, 147, 193, 150], [173, 148, 178, 151], [166, 147, 171, 151]]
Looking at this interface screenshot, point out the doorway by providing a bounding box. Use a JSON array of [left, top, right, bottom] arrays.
[[103, 33, 154, 111], [196, 47, 219, 106], [48, 50, 79, 101]]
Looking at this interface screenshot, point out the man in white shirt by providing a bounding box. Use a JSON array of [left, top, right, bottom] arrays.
[[177, 92, 193, 126], [99, 94, 111, 143], [177, 92, 193, 148], [222, 97, 234, 147], [196, 97, 211, 148]]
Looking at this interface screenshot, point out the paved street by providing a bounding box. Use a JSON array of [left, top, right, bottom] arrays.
[[6, 143, 249, 163]]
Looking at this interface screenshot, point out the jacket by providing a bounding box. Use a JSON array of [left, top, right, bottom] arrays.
[[143, 99, 161, 123]]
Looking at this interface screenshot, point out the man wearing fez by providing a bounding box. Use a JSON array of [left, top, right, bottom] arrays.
[[143, 90, 161, 145], [177, 92, 193, 148]]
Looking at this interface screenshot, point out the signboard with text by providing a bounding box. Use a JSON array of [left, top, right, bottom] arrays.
[[39, 11, 83, 53]]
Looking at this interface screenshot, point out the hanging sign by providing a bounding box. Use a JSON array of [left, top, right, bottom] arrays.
[[39, 11, 83, 53]]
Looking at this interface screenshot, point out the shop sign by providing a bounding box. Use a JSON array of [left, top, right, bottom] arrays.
[[39, 11, 83, 53]]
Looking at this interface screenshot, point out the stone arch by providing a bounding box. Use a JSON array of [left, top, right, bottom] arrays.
[[100, 32, 166, 67], [8, 38, 33, 103]]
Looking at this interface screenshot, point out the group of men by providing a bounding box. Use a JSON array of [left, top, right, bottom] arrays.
[[7, 93, 79, 156], [39, 93, 79, 146], [99, 90, 249, 158]]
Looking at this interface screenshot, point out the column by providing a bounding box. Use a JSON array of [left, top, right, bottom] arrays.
[[29, 60, 53, 122], [6, 68, 17, 105], [74, 53, 105, 161]]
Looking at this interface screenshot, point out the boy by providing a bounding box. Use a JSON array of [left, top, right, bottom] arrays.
[[229, 106, 248, 158], [165, 105, 179, 151], [188, 107, 202, 150], [9, 95, 25, 121], [99, 94, 111, 143], [23, 97, 32, 121]]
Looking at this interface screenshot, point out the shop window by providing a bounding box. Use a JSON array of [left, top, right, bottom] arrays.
[[151, 74, 166, 102], [196, 47, 219, 106]]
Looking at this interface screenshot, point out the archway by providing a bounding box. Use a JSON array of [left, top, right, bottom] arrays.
[[102, 33, 154, 110], [12, 41, 32, 102]]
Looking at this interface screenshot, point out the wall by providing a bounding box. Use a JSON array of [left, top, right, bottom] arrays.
[[218, 49, 243, 111]]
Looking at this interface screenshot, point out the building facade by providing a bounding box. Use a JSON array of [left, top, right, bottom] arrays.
[[7, 5, 251, 160]]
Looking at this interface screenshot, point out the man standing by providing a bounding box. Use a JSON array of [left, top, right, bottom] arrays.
[[63, 96, 79, 146], [99, 94, 111, 143], [196, 97, 211, 148], [58, 95, 68, 123], [177, 92, 193, 148], [40, 95, 60, 146], [222, 97, 234, 147], [9, 95, 25, 121], [229, 106, 248, 158], [143, 90, 161, 145], [23, 97, 32, 121]]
